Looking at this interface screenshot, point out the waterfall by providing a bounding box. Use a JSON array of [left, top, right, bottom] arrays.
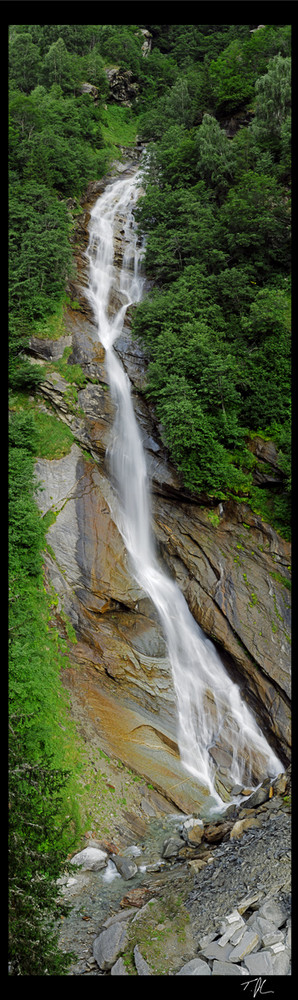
[[86, 166, 282, 809]]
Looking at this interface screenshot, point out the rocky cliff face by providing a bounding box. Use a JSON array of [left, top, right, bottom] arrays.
[[31, 160, 291, 812], [104, 68, 139, 107]]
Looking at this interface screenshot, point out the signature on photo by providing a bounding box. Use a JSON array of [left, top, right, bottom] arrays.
[[240, 979, 274, 997]]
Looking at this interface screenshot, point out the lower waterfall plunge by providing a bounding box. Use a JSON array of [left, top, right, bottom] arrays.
[[85, 166, 282, 810]]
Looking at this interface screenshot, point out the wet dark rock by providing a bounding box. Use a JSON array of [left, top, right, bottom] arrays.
[[203, 821, 233, 844], [161, 836, 185, 859], [28, 333, 72, 360], [241, 783, 271, 809], [111, 855, 138, 880], [181, 817, 204, 845]]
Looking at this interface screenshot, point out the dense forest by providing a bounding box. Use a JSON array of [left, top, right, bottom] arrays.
[[8, 23, 291, 975]]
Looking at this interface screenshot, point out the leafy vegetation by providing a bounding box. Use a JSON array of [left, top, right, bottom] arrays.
[[132, 24, 291, 538], [8, 24, 149, 973], [9, 407, 81, 974], [8, 22, 291, 975]]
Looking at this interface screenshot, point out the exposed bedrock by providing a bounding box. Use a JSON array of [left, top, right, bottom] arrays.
[[32, 169, 291, 810]]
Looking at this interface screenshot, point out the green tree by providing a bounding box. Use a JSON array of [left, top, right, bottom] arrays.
[[82, 45, 109, 93], [163, 76, 194, 127], [9, 31, 41, 92], [195, 113, 236, 202], [96, 24, 142, 74], [252, 54, 291, 160], [9, 728, 76, 976], [209, 38, 254, 114], [149, 125, 198, 188], [9, 406, 81, 974], [9, 87, 40, 176], [42, 36, 78, 93], [136, 181, 220, 284], [154, 374, 249, 496], [239, 286, 291, 428], [9, 179, 72, 319], [219, 170, 291, 276]]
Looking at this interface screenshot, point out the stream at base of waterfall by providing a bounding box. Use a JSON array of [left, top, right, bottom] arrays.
[[85, 165, 282, 815]]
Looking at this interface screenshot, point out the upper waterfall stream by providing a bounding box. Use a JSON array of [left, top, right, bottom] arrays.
[[86, 166, 282, 812]]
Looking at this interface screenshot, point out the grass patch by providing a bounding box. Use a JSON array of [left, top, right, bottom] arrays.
[[269, 571, 291, 591], [9, 391, 74, 459], [207, 511, 220, 527], [122, 891, 194, 976], [34, 409, 74, 460], [100, 104, 139, 150], [52, 348, 88, 389], [30, 294, 69, 342], [248, 486, 291, 542]]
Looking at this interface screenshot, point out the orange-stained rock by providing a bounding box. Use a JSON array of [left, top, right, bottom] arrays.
[[32, 165, 291, 799]]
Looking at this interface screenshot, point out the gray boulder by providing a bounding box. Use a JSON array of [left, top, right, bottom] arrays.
[[176, 958, 211, 975], [111, 957, 129, 976], [93, 921, 129, 970], [257, 898, 288, 928], [244, 950, 274, 975], [71, 846, 108, 871], [134, 945, 152, 975], [111, 854, 138, 879], [212, 960, 247, 975], [161, 836, 185, 859]]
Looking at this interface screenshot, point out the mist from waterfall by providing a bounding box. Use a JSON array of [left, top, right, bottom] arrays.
[[86, 167, 282, 808]]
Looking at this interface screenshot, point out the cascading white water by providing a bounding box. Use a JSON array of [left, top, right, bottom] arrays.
[[86, 167, 283, 808]]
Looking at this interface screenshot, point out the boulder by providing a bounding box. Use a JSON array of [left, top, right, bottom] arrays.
[[230, 817, 261, 839], [247, 434, 285, 485], [182, 817, 204, 845], [244, 950, 274, 975], [136, 28, 152, 58], [176, 958, 211, 975], [70, 846, 107, 870], [217, 914, 245, 945], [256, 899, 288, 928], [93, 921, 129, 970], [203, 820, 233, 844], [80, 82, 98, 101], [241, 782, 271, 809], [161, 836, 185, 859], [105, 67, 139, 106], [120, 887, 152, 909], [134, 945, 152, 975], [111, 855, 138, 880], [103, 909, 138, 928], [28, 334, 72, 360], [212, 960, 246, 975], [228, 929, 260, 962], [111, 957, 128, 975], [272, 772, 288, 796]]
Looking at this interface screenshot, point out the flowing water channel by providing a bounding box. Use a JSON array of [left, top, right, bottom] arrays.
[[85, 166, 282, 810]]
